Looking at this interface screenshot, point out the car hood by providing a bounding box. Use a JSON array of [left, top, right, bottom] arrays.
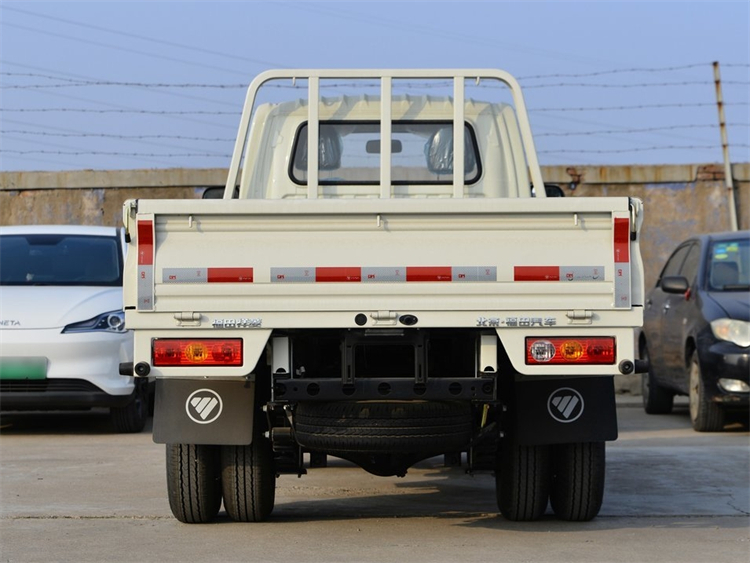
[[0, 286, 123, 330], [706, 291, 750, 322]]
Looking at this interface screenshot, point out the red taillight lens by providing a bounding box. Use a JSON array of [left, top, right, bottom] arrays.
[[152, 339, 243, 367], [525, 337, 615, 365]]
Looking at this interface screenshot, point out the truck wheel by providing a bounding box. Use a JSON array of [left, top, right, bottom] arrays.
[[166, 444, 222, 524], [641, 342, 674, 414], [110, 379, 149, 433], [689, 351, 725, 432], [496, 443, 551, 521], [550, 442, 605, 521], [221, 437, 276, 522], [294, 401, 472, 454]]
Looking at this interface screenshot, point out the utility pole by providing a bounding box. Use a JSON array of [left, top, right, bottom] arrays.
[[713, 61, 738, 231]]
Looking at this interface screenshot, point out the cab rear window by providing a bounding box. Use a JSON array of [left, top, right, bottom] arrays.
[[290, 120, 481, 186]]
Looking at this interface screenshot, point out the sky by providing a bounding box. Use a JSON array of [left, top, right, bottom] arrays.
[[1, 0, 749, 172]]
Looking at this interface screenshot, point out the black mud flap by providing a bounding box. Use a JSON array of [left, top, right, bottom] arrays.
[[152, 379, 255, 445], [512, 376, 617, 446]]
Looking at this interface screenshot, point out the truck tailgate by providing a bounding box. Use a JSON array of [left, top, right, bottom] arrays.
[[125, 197, 643, 324]]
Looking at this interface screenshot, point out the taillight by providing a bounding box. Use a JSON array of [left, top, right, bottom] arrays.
[[525, 337, 615, 365], [152, 339, 243, 367]]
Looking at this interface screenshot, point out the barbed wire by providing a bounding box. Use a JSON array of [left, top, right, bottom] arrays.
[[4, 123, 750, 142], [0, 108, 242, 115], [3, 62, 749, 91], [2, 150, 230, 157], [539, 144, 750, 154], [4, 101, 750, 115], [6, 143, 749, 158], [2, 62, 748, 166], [0, 130, 235, 141]]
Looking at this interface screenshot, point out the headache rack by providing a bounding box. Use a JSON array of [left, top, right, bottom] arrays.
[[224, 69, 547, 200]]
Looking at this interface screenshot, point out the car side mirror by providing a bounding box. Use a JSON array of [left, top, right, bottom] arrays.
[[660, 276, 689, 294]]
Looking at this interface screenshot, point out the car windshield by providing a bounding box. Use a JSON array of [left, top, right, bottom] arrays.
[[708, 237, 750, 291], [0, 234, 122, 286]]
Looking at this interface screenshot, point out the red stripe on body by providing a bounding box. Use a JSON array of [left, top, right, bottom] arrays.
[[514, 266, 560, 281], [137, 221, 153, 266], [207, 268, 254, 283], [315, 267, 362, 282], [614, 218, 630, 263], [406, 267, 452, 282]]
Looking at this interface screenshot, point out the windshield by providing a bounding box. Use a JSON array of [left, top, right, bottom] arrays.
[[0, 234, 122, 286], [708, 237, 750, 291]]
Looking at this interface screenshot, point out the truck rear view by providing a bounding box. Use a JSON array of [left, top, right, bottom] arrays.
[[121, 69, 645, 523]]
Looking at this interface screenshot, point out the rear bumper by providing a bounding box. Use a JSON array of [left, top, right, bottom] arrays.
[[273, 375, 496, 402]]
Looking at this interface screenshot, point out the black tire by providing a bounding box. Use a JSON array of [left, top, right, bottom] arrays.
[[166, 444, 222, 524], [496, 443, 551, 522], [221, 437, 276, 522], [294, 401, 472, 454], [689, 351, 725, 432], [550, 441, 605, 522], [110, 378, 149, 433], [641, 342, 674, 415]]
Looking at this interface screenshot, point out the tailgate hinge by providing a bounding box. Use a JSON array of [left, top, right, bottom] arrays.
[[566, 310, 593, 325], [174, 312, 202, 327]]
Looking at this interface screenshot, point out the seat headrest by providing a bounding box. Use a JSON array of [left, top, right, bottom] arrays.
[[294, 126, 343, 171], [424, 126, 476, 175]]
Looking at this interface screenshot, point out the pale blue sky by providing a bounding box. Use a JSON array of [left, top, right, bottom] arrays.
[[1, 1, 748, 171]]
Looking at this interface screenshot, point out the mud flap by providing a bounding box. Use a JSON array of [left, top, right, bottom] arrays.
[[152, 379, 255, 445], [512, 376, 617, 446]]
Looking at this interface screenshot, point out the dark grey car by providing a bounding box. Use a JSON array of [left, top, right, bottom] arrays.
[[640, 230, 750, 431]]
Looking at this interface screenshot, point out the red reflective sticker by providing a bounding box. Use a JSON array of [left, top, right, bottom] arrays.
[[406, 266, 452, 282], [137, 221, 153, 266], [514, 266, 560, 281], [315, 267, 362, 282], [207, 268, 254, 283], [614, 218, 630, 263]]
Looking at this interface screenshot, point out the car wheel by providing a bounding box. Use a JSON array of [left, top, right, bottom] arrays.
[[550, 442, 605, 522], [641, 341, 674, 414], [689, 351, 725, 432], [110, 378, 148, 433], [221, 436, 276, 522], [166, 444, 222, 524], [495, 443, 551, 521]]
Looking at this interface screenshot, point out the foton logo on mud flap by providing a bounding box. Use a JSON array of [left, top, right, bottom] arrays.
[[547, 388, 584, 423], [185, 389, 223, 424]]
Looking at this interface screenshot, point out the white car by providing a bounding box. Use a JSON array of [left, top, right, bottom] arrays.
[[0, 225, 148, 432]]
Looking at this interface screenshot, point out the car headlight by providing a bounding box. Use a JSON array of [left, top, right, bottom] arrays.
[[62, 310, 127, 334], [710, 318, 750, 348]]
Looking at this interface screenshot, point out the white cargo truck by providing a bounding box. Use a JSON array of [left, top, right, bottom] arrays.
[[121, 69, 645, 524]]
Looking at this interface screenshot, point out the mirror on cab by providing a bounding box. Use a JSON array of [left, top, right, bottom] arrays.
[[531, 183, 565, 197], [202, 186, 239, 199]]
